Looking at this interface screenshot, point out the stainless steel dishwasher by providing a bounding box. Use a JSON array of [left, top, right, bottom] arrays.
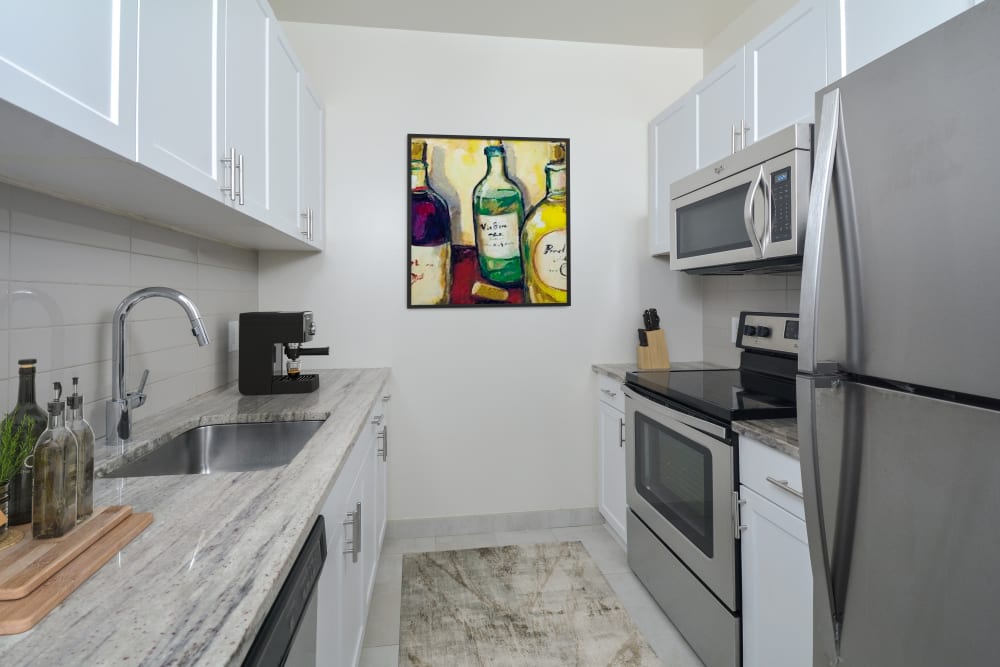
[[243, 516, 327, 667]]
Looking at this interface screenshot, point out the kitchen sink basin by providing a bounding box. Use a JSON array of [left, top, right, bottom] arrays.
[[104, 420, 324, 477]]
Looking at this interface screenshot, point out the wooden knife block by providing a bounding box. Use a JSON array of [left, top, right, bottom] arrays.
[[637, 329, 671, 370]]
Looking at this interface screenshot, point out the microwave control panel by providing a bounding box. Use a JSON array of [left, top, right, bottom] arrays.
[[737, 311, 799, 355], [770, 167, 793, 242]]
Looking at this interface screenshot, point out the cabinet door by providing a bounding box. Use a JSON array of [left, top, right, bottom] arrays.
[[693, 48, 745, 167], [223, 0, 269, 221], [649, 93, 696, 256], [0, 1, 138, 159], [740, 486, 812, 667], [299, 82, 326, 249], [840, 0, 979, 74], [137, 0, 224, 200], [598, 400, 627, 542], [745, 0, 832, 144], [267, 27, 301, 238]]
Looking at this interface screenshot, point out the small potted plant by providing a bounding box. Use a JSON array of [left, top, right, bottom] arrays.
[[0, 414, 34, 539]]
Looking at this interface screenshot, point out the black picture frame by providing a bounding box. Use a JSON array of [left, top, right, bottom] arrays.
[[407, 133, 571, 308]]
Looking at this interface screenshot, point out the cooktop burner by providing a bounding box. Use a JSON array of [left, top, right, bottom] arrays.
[[626, 368, 796, 423]]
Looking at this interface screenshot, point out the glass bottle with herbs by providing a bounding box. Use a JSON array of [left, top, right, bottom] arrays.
[[32, 383, 79, 539], [0, 413, 34, 538], [67, 377, 95, 522], [6, 359, 47, 525]]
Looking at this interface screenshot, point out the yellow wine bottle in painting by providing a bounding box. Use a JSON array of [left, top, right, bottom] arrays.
[[521, 142, 567, 304]]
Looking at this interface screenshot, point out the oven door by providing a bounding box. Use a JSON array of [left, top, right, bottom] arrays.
[[624, 387, 739, 611], [670, 149, 806, 272]]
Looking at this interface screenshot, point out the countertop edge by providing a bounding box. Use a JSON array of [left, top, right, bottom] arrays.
[[733, 418, 800, 460]]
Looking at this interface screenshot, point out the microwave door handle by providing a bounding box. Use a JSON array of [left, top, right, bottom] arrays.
[[743, 166, 766, 258]]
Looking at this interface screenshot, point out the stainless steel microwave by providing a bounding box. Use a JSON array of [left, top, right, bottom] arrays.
[[669, 124, 812, 274]]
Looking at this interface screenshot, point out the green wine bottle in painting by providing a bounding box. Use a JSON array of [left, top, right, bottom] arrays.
[[472, 142, 526, 287], [522, 142, 568, 304], [410, 139, 452, 305]]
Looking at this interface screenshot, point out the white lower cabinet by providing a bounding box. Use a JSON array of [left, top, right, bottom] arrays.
[[739, 436, 811, 667], [597, 376, 626, 543], [316, 396, 389, 667]]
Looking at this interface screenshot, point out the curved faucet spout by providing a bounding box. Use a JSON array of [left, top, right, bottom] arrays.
[[108, 287, 211, 447]]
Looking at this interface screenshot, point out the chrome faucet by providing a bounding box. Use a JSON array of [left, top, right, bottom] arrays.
[[107, 287, 211, 448]]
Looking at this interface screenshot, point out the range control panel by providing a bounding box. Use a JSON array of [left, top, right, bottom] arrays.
[[736, 311, 799, 356]]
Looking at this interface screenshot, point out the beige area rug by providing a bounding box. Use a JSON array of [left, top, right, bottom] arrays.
[[399, 541, 663, 667]]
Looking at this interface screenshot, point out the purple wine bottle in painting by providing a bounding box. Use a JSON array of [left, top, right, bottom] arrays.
[[410, 139, 452, 305]]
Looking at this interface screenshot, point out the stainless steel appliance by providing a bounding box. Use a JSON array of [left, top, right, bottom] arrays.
[[625, 312, 800, 667], [670, 124, 811, 274], [238, 311, 330, 395], [799, 5, 1000, 666]]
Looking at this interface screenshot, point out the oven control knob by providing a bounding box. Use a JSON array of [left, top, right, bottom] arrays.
[[743, 325, 758, 337], [756, 326, 772, 337]]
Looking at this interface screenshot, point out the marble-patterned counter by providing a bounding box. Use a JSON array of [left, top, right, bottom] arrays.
[[0, 368, 389, 666], [733, 418, 799, 459], [591, 361, 726, 383]]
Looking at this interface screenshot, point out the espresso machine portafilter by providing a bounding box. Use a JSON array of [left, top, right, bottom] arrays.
[[238, 311, 330, 395]]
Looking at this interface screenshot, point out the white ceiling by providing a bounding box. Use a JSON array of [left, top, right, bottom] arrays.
[[269, 0, 754, 49]]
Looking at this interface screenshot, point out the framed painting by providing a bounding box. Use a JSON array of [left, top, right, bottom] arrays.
[[407, 134, 570, 308]]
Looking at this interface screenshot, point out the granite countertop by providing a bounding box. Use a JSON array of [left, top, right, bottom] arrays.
[[0, 368, 390, 666], [733, 418, 799, 459], [592, 361, 727, 383]]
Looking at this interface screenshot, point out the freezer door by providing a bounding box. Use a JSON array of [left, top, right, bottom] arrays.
[[800, 2, 1000, 400], [798, 376, 1000, 667]]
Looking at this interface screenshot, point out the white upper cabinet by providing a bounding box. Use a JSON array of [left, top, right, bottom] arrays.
[[299, 82, 325, 249], [648, 93, 696, 256], [137, 0, 223, 200], [838, 0, 980, 75], [267, 28, 302, 238], [0, 1, 138, 159], [745, 0, 833, 144], [693, 48, 746, 168], [223, 0, 270, 222]]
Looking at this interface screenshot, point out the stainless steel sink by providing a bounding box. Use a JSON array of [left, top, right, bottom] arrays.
[[104, 420, 324, 477]]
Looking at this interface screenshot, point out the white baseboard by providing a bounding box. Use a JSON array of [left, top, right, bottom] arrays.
[[386, 507, 603, 540]]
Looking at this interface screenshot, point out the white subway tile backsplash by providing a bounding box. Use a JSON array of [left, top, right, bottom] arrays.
[[10, 188, 132, 251], [0, 185, 258, 421], [11, 235, 131, 285], [131, 222, 199, 262], [197, 239, 257, 272], [9, 282, 127, 329], [130, 254, 198, 290], [9, 323, 113, 375], [0, 232, 9, 280], [197, 263, 257, 292]]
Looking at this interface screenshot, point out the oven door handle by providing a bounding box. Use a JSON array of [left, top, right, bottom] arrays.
[[623, 386, 728, 440]]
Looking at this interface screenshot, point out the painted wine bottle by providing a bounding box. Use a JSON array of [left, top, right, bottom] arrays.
[[522, 142, 568, 303], [410, 139, 452, 305], [472, 142, 525, 287]]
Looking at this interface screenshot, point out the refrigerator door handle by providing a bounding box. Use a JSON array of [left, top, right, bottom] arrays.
[[799, 89, 840, 374]]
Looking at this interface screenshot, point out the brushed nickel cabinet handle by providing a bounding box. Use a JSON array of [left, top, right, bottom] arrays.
[[221, 147, 236, 201], [343, 501, 361, 563], [378, 426, 387, 462], [236, 153, 245, 206], [766, 476, 804, 499]]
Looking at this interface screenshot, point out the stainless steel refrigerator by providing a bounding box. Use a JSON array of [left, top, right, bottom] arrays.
[[798, 3, 1000, 666]]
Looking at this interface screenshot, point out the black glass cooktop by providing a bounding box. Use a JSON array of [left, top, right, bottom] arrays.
[[625, 368, 796, 423]]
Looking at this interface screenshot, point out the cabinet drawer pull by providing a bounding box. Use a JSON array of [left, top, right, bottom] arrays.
[[343, 501, 361, 563], [766, 476, 804, 500], [619, 418, 624, 448], [371, 414, 384, 425], [601, 388, 618, 398], [378, 426, 388, 462]]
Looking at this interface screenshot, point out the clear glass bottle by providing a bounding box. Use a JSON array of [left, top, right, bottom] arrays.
[[409, 139, 453, 305], [6, 359, 47, 525], [472, 142, 526, 287], [66, 377, 95, 522], [521, 142, 568, 304], [32, 383, 78, 538]]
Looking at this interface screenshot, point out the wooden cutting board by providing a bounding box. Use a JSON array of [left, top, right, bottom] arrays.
[[0, 512, 153, 635], [0, 506, 133, 600]]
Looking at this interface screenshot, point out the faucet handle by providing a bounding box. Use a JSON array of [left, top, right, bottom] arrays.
[[127, 369, 149, 409]]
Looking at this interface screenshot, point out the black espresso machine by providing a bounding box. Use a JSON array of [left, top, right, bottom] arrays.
[[238, 311, 329, 395]]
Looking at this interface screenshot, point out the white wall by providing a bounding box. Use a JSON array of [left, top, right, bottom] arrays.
[[703, 0, 798, 72], [260, 24, 703, 521], [0, 183, 258, 438]]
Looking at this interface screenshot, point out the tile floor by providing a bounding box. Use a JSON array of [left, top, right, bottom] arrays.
[[360, 523, 706, 667]]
